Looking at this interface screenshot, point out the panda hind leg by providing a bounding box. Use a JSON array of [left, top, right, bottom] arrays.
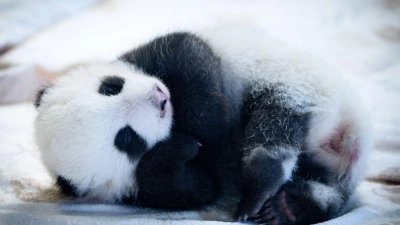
[[236, 87, 311, 220], [248, 178, 345, 225]]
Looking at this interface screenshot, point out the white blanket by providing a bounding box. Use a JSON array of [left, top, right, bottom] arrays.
[[0, 0, 399, 224]]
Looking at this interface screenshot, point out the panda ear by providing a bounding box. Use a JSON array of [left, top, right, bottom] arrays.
[[34, 86, 51, 108]]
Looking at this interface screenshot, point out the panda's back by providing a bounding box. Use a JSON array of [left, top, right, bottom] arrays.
[[199, 26, 343, 117]]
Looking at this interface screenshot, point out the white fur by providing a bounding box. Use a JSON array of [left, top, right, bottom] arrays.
[[282, 156, 297, 182], [243, 146, 298, 189], [35, 61, 173, 202], [199, 26, 339, 113], [309, 181, 342, 212]]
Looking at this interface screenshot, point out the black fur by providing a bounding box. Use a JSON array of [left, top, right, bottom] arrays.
[[98, 76, 125, 96], [241, 86, 310, 150], [56, 176, 79, 197], [120, 32, 230, 153], [295, 153, 332, 184], [136, 133, 218, 209], [114, 125, 147, 161], [120, 32, 231, 209]]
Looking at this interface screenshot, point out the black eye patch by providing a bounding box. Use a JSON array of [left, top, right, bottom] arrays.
[[98, 76, 125, 96], [114, 125, 148, 161]]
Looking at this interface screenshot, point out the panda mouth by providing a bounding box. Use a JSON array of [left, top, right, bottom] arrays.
[[160, 99, 167, 111]]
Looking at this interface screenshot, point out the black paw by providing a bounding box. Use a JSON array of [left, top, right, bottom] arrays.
[[237, 191, 272, 221], [247, 190, 296, 225], [141, 132, 200, 171], [152, 132, 200, 161], [136, 131, 219, 210], [246, 181, 337, 225]]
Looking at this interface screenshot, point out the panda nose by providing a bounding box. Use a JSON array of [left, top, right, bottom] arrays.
[[155, 85, 169, 117]]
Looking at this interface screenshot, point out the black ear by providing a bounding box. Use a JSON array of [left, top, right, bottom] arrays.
[[56, 175, 80, 197], [34, 86, 50, 108]]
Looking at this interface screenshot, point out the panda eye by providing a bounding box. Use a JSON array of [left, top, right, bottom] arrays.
[[98, 76, 125, 96]]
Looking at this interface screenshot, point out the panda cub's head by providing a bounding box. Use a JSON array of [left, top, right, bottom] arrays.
[[34, 60, 173, 202]]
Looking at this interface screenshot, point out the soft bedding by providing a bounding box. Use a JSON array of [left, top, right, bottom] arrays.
[[0, 0, 399, 224]]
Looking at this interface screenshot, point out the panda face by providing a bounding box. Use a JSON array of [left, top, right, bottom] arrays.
[[34, 61, 173, 201]]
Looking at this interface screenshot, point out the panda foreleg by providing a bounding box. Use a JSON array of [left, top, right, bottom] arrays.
[[237, 88, 310, 220], [136, 132, 218, 209]]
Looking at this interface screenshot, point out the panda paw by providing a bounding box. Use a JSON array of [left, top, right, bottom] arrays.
[[236, 191, 272, 222], [152, 132, 200, 161], [139, 132, 201, 174], [245, 190, 296, 225], [245, 184, 332, 225], [236, 175, 283, 222]]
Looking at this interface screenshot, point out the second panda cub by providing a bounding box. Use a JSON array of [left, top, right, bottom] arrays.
[[35, 26, 371, 225]]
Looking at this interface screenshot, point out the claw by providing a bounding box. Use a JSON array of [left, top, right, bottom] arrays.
[[270, 218, 279, 225], [262, 200, 272, 209], [254, 218, 262, 223], [265, 211, 275, 220], [264, 194, 271, 202], [260, 207, 272, 215], [237, 192, 274, 223]]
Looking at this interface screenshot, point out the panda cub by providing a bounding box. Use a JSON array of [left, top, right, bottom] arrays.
[[35, 26, 371, 225]]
